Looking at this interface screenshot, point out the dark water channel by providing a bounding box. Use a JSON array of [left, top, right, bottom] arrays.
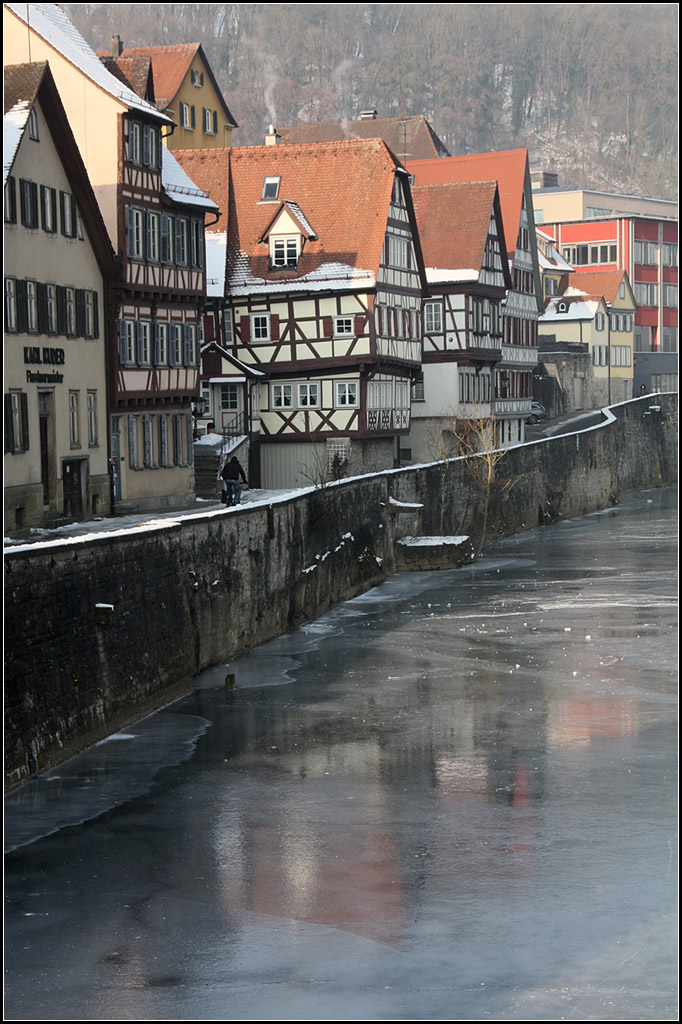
[[4, 487, 678, 1021]]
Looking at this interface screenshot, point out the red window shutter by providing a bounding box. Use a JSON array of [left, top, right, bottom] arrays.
[[240, 315, 250, 344], [354, 315, 365, 336], [323, 316, 333, 338], [270, 313, 280, 341], [203, 313, 214, 341]]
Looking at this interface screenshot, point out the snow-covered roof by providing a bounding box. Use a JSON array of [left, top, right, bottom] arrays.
[[6, 2, 170, 122], [3, 99, 30, 185], [162, 147, 217, 211], [227, 257, 375, 297], [425, 267, 479, 284], [540, 295, 601, 322]]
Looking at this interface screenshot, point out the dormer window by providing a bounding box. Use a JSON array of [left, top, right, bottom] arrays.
[[271, 236, 299, 268], [262, 177, 281, 201]]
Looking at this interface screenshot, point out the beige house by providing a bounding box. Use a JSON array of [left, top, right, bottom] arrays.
[[5, 3, 217, 513], [4, 63, 117, 533]]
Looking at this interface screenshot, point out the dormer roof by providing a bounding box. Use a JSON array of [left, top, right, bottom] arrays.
[[257, 201, 318, 244]]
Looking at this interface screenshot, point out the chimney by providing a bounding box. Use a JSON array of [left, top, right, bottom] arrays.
[[359, 110, 378, 120], [110, 34, 123, 57], [265, 124, 280, 146]]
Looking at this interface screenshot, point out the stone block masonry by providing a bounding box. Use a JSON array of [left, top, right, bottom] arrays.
[[4, 395, 677, 789]]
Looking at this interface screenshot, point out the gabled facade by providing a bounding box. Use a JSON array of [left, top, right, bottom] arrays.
[[112, 42, 238, 151], [407, 181, 511, 460], [533, 188, 678, 395], [409, 150, 543, 446], [4, 62, 117, 533], [176, 140, 428, 488], [5, 3, 218, 512], [538, 269, 636, 407]]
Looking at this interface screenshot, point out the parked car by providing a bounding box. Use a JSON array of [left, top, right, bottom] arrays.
[[526, 402, 547, 424]]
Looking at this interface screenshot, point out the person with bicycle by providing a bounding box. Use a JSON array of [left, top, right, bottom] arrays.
[[220, 455, 248, 506]]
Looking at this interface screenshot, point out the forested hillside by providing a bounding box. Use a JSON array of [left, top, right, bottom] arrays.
[[65, 2, 678, 199]]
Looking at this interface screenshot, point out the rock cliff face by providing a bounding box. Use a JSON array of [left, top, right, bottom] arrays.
[[4, 395, 677, 789]]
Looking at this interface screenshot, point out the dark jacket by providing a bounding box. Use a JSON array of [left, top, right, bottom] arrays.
[[221, 457, 247, 484]]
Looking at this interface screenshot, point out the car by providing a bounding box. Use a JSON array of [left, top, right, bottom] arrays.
[[526, 402, 547, 425]]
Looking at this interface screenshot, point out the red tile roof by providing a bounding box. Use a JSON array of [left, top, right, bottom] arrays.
[[408, 149, 530, 259], [560, 269, 629, 305], [99, 54, 154, 102], [277, 115, 449, 162], [412, 181, 501, 277], [175, 139, 403, 292]]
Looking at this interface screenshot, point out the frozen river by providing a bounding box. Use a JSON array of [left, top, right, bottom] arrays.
[[4, 486, 678, 1021]]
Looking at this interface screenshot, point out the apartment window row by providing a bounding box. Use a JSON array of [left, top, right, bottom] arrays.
[[469, 297, 501, 338], [127, 120, 160, 170], [651, 373, 678, 392], [5, 279, 98, 339], [496, 369, 532, 399], [512, 267, 534, 293], [127, 207, 204, 268], [633, 240, 658, 265], [270, 380, 359, 410], [367, 380, 409, 409], [608, 313, 633, 332], [119, 319, 198, 368], [634, 282, 658, 307], [5, 177, 81, 238], [562, 243, 618, 266], [127, 412, 193, 470], [504, 315, 537, 347], [611, 346, 632, 367], [376, 305, 420, 340], [459, 370, 492, 405], [592, 345, 610, 366]]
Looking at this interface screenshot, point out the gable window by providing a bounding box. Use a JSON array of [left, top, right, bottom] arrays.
[[20, 179, 39, 228], [423, 302, 443, 334], [388, 235, 409, 268], [40, 186, 57, 233], [271, 236, 299, 268], [4, 176, 17, 224], [262, 177, 281, 201], [179, 103, 195, 130], [595, 312, 605, 332], [28, 108, 39, 140], [60, 191, 77, 238], [190, 69, 204, 87], [334, 316, 354, 337], [336, 381, 358, 407], [299, 382, 319, 407]]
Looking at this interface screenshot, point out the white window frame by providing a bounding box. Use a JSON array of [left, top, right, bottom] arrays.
[[169, 324, 182, 367], [271, 236, 299, 268], [179, 102, 192, 129], [298, 382, 319, 408], [155, 322, 168, 365], [272, 384, 293, 408], [424, 301, 443, 334], [261, 177, 281, 201], [334, 316, 354, 337], [146, 212, 159, 263], [28, 108, 39, 140], [137, 321, 152, 365], [251, 314, 270, 342], [128, 207, 145, 259], [120, 319, 135, 365], [335, 381, 358, 407], [129, 121, 141, 164]]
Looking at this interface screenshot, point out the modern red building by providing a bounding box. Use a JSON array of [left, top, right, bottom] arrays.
[[533, 189, 678, 394]]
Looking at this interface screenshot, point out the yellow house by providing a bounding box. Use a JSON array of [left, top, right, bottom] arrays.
[[113, 42, 238, 151], [539, 269, 636, 406]]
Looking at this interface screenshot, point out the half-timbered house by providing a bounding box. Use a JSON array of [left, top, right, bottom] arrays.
[[409, 150, 543, 446], [5, 2, 218, 511], [176, 139, 428, 488], [407, 181, 511, 462]]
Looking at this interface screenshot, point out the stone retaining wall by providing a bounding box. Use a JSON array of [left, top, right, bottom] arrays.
[[4, 394, 677, 789]]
